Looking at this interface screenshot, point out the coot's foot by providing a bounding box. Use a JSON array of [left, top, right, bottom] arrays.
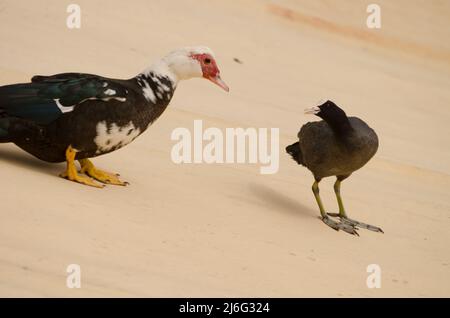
[[327, 213, 383, 233], [322, 216, 359, 236]]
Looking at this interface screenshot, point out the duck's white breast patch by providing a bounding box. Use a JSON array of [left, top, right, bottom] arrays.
[[94, 121, 141, 154]]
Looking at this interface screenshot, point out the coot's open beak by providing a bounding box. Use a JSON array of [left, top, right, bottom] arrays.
[[208, 74, 229, 92], [304, 106, 320, 115]]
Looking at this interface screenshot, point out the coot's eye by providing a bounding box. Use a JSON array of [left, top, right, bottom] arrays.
[[204, 58, 211, 64]]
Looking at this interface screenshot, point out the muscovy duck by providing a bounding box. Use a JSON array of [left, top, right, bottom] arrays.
[[286, 100, 383, 235], [0, 46, 228, 188]]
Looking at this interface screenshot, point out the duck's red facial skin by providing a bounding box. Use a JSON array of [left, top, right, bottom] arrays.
[[191, 53, 229, 92], [192, 53, 218, 78]]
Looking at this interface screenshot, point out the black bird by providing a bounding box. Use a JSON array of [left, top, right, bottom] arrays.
[[286, 100, 383, 235], [0, 46, 229, 188]]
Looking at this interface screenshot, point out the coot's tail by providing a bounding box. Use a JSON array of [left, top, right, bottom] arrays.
[[285, 141, 303, 165]]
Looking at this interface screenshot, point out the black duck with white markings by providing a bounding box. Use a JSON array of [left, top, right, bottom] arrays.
[[286, 100, 383, 235], [0, 73, 174, 162], [0, 46, 229, 187]]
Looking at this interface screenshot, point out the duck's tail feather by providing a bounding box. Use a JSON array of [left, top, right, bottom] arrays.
[[0, 117, 11, 143], [285, 141, 303, 165]]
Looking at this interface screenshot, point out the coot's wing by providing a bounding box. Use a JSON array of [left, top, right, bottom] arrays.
[[0, 73, 128, 125], [298, 121, 335, 169]]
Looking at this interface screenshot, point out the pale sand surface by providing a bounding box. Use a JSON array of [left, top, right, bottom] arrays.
[[0, 0, 449, 297]]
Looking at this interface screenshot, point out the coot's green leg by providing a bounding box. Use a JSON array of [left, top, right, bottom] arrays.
[[334, 178, 348, 217], [312, 179, 358, 235], [328, 176, 384, 233], [327, 176, 349, 218]]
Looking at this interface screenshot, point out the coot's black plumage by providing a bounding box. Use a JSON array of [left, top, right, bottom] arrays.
[[286, 100, 383, 235], [0, 46, 229, 187]]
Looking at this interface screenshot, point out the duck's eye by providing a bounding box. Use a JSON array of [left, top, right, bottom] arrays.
[[204, 58, 211, 64]]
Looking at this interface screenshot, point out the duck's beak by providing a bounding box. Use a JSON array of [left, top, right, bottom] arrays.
[[304, 106, 320, 115], [208, 74, 229, 92]]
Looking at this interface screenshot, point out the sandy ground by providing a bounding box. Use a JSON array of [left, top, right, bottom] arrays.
[[0, 0, 449, 297]]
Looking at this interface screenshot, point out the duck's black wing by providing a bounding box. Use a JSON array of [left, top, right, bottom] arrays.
[[0, 73, 129, 125]]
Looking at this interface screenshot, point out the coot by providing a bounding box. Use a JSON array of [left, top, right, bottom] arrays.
[[286, 100, 383, 235]]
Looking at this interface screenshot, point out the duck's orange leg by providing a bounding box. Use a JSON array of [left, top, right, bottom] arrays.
[[79, 159, 128, 186], [59, 146, 104, 188]]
